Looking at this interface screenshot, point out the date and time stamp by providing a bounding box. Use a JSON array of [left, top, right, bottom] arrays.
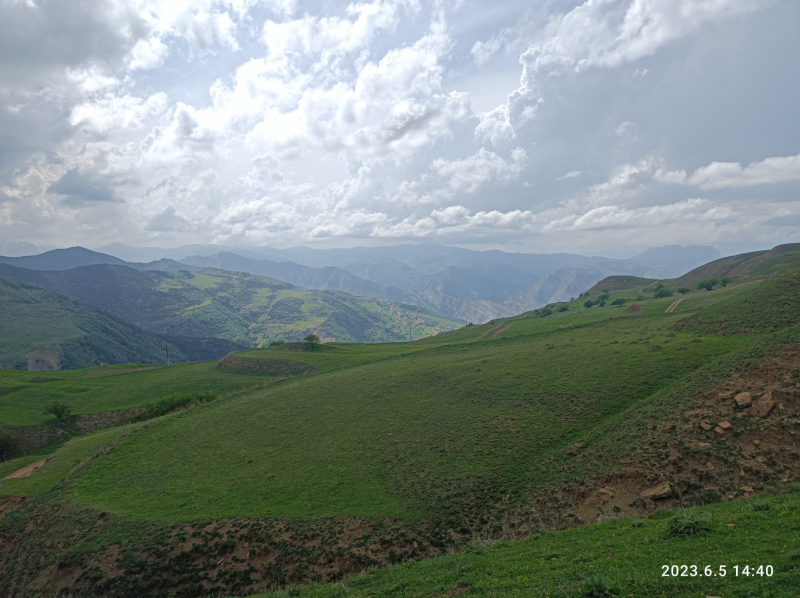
[[661, 564, 774, 578]]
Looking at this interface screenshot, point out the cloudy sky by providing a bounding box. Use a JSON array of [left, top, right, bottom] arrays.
[[1, 0, 798, 256]]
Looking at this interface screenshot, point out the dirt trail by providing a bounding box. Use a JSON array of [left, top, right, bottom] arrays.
[[1, 458, 47, 480], [664, 297, 687, 313], [86, 366, 162, 377]]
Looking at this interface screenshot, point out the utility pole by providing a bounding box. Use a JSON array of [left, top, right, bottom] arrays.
[[165, 340, 170, 367], [409, 324, 412, 342]]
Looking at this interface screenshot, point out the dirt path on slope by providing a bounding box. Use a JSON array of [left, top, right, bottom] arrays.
[[1, 458, 48, 481], [665, 297, 687, 313]]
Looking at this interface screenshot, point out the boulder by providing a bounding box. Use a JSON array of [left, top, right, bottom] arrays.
[[642, 482, 673, 500], [750, 393, 775, 418], [598, 487, 614, 496], [741, 486, 755, 493], [718, 421, 732, 430], [734, 392, 752, 408], [718, 391, 734, 401], [700, 422, 713, 431]]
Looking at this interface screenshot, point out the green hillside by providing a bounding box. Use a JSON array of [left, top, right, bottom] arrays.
[[0, 264, 461, 345], [0, 361, 279, 427], [0, 277, 185, 371], [260, 487, 799, 598], [0, 248, 798, 596]]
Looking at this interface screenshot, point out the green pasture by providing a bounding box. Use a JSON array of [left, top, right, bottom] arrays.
[[63, 308, 746, 522], [0, 362, 269, 426]]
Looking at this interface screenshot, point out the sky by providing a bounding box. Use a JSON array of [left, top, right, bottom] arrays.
[[0, 0, 798, 257]]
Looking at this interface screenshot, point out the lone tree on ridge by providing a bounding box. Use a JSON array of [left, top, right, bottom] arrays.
[[696, 278, 719, 291], [304, 334, 320, 350], [43, 400, 73, 424]]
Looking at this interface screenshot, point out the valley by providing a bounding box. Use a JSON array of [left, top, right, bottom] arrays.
[[0, 244, 798, 596]]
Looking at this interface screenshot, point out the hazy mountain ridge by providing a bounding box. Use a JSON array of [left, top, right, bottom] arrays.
[[0, 263, 461, 345], [2, 243, 723, 323]]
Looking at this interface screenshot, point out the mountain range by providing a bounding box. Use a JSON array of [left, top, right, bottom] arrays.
[[0, 243, 723, 323]]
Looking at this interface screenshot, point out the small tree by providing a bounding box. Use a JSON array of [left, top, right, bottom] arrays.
[[43, 400, 73, 424], [654, 288, 673, 299], [583, 299, 595, 308], [677, 287, 691, 295], [720, 276, 733, 287], [611, 297, 626, 306], [0, 428, 18, 462], [654, 283, 665, 291], [303, 334, 320, 350], [696, 278, 719, 291]]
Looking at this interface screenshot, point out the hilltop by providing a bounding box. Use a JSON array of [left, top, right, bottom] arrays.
[[0, 244, 797, 596]]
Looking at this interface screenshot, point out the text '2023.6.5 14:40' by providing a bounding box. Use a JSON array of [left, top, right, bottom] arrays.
[[662, 565, 774, 577]]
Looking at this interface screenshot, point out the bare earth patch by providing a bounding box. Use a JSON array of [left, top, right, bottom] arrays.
[[1, 458, 48, 481]]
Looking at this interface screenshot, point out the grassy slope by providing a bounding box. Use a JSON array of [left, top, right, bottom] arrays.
[[0, 362, 274, 427], [0, 264, 462, 346], [0, 277, 183, 370], [0, 253, 798, 597], [259, 487, 800, 598], [53, 275, 790, 522]]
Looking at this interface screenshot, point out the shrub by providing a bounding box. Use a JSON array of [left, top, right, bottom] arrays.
[[268, 340, 285, 347], [654, 283, 665, 291], [677, 287, 691, 295], [583, 300, 595, 308], [720, 276, 733, 287], [749, 499, 771, 512], [0, 427, 18, 462], [627, 303, 644, 314], [539, 308, 553, 317], [654, 289, 673, 299], [597, 293, 610, 302], [558, 306, 569, 312], [610, 298, 626, 306], [697, 278, 719, 291], [666, 511, 711, 537], [43, 400, 73, 424], [123, 392, 218, 424], [579, 575, 619, 597], [695, 490, 721, 506]]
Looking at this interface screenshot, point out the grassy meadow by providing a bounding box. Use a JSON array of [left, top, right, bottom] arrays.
[[0, 362, 270, 427]]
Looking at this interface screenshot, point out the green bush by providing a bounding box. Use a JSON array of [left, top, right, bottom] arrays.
[[654, 289, 673, 299], [0, 427, 18, 462], [677, 287, 691, 295], [695, 490, 721, 506], [558, 306, 568, 312], [578, 575, 619, 597], [654, 283, 665, 291], [43, 400, 73, 424], [583, 300, 595, 308], [610, 298, 626, 306], [123, 392, 218, 424], [666, 511, 711, 537], [720, 276, 733, 287]]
